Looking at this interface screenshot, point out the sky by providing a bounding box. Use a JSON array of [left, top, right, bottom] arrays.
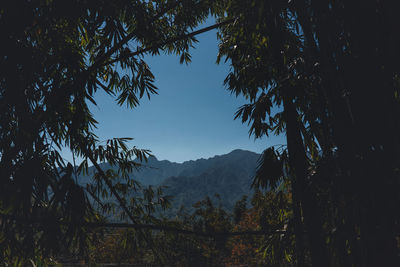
[[72, 19, 285, 163]]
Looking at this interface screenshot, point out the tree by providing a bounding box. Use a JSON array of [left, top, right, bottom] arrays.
[[233, 195, 247, 224], [217, 0, 400, 266], [227, 189, 295, 267], [0, 0, 223, 263]]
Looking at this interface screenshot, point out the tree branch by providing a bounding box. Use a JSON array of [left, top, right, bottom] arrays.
[[104, 18, 235, 66], [82, 221, 289, 237], [89, 1, 182, 72], [0, 213, 290, 237]]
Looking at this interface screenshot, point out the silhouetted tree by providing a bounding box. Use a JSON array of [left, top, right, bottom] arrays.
[[0, 0, 222, 263], [217, 1, 400, 266]]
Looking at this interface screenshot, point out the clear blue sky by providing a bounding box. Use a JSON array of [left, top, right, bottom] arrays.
[[70, 20, 285, 163]]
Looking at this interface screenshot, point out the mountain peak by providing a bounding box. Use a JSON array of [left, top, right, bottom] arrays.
[[228, 149, 257, 155]]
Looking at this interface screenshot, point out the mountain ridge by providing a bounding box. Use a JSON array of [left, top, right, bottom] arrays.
[[80, 149, 261, 213]]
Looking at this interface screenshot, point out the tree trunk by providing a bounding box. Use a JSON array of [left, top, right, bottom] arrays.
[[283, 95, 330, 267]]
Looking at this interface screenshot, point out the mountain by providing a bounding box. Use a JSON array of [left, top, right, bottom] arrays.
[[161, 149, 260, 213], [80, 149, 261, 214]]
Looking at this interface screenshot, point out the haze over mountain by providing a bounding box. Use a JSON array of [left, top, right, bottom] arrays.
[[80, 149, 261, 213]]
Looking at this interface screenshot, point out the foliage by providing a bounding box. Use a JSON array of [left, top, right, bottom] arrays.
[[87, 188, 296, 266], [0, 0, 222, 263], [3, 0, 400, 265], [87, 195, 232, 266], [227, 188, 295, 267], [217, 0, 400, 266]]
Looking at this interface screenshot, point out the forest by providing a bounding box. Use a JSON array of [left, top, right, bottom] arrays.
[[1, 0, 400, 266]]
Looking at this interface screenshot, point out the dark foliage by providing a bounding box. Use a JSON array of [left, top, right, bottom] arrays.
[[0, 0, 221, 263], [217, 0, 400, 266]]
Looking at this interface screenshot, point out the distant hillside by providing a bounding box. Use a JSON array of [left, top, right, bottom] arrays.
[[79, 149, 260, 214], [161, 149, 259, 213], [79, 156, 182, 186]]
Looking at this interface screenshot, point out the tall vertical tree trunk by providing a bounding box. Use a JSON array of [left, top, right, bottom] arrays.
[[283, 95, 330, 267]]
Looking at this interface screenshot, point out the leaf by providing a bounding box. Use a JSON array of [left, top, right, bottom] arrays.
[[252, 147, 284, 190]]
